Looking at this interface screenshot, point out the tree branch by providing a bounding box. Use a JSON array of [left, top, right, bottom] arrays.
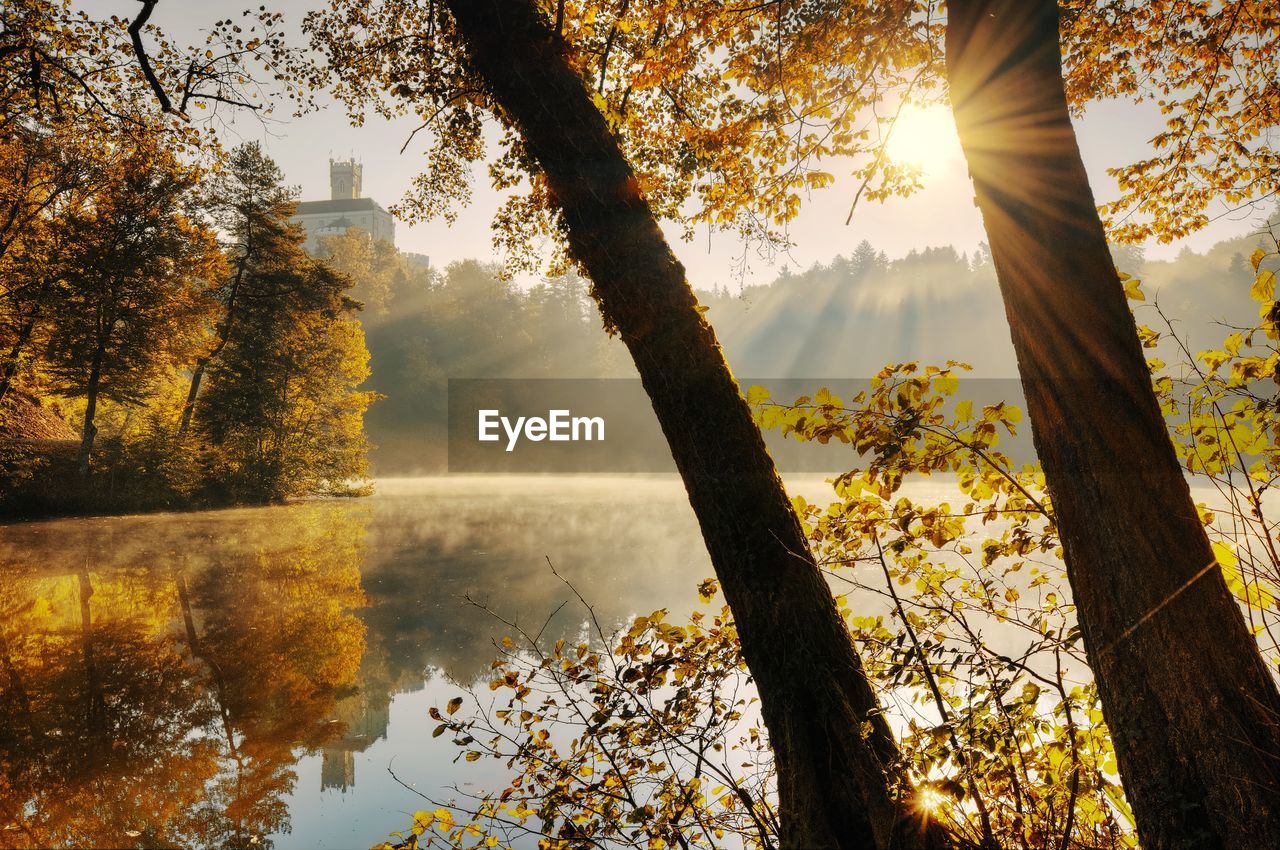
[[126, 0, 183, 118]]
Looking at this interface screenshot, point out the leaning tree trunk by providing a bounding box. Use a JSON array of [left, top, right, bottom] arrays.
[[178, 356, 210, 437], [442, 2, 953, 847], [180, 242, 250, 436], [946, 2, 1280, 847]]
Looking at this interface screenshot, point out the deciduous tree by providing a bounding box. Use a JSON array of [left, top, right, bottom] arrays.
[[44, 139, 221, 474], [312, 2, 954, 846], [945, 2, 1280, 846]]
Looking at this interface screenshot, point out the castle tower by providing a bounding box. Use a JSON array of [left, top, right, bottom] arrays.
[[329, 157, 362, 200], [292, 158, 395, 253]]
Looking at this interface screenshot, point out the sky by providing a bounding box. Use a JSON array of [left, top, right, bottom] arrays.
[[117, 0, 1267, 289]]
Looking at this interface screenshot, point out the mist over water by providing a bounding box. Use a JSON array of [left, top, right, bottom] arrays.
[[0, 476, 755, 846], [0, 474, 1244, 846]]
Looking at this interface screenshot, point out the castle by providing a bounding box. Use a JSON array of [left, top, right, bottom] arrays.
[[290, 158, 396, 254]]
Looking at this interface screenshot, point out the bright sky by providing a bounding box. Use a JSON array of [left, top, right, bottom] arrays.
[[123, 0, 1265, 288]]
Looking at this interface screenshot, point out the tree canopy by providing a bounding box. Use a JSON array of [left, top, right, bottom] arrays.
[[307, 0, 1280, 276]]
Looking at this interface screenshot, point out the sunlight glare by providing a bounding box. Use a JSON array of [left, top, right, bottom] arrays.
[[884, 105, 962, 174], [916, 787, 948, 815]]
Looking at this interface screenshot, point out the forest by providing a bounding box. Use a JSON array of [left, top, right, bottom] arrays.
[[361, 231, 1273, 470], [0, 129, 375, 514], [4, 2, 1280, 850]]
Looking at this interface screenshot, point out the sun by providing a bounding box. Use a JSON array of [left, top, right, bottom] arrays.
[[915, 787, 948, 815], [883, 105, 962, 174]]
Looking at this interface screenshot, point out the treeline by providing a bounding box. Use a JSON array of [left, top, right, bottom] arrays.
[[348, 258, 632, 470], [0, 125, 375, 515], [356, 228, 1272, 472]]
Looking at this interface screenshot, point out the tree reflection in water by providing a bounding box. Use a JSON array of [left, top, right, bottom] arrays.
[[0, 478, 716, 847], [0, 505, 369, 848]]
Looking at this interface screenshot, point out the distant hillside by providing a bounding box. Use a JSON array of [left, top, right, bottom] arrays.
[[700, 233, 1269, 379], [359, 226, 1276, 473]]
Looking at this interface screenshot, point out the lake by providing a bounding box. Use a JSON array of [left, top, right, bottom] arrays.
[[1, 475, 859, 849]]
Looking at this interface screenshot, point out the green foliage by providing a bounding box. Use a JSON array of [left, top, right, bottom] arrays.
[[0, 138, 378, 514], [362, 260, 628, 471], [174, 142, 379, 502], [198, 240, 376, 501]]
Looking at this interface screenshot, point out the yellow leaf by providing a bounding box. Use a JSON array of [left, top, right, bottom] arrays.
[[1252, 248, 1267, 272], [412, 810, 435, 835], [814, 386, 842, 407], [933, 373, 959, 395], [1123, 277, 1145, 301], [1252, 269, 1277, 304], [447, 696, 463, 715], [1212, 540, 1237, 571]]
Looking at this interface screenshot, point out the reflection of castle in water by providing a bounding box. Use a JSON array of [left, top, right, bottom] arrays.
[[320, 685, 392, 792]]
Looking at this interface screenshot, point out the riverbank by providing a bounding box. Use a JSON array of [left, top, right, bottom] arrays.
[[0, 384, 377, 519], [0, 437, 229, 520], [0, 437, 373, 521]]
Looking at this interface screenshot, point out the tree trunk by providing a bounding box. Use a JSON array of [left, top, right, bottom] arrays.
[[442, 2, 952, 847], [76, 341, 104, 476], [180, 247, 249, 436], [946, 2, 1280, 847], [0, 313, 36, 404], [178, 356, 209, 437]]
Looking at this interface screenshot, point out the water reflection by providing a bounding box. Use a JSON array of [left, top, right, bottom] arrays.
[[0, 476, 724, 848], [0, 504, 368, 847]]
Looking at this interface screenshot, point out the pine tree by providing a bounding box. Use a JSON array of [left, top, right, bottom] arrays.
[[195, 154, 375, 501], [179, 142, 298, 435]]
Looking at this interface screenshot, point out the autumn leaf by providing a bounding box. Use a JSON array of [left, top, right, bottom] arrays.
[[1252, 270, 1277, 304]]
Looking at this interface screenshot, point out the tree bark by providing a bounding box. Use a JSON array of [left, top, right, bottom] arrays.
[[178, 356, 209, 437], [441, 2, 953, 847], [945, 2, 1280, 847]]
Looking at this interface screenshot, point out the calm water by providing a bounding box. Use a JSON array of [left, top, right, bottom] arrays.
[[3, 476, 859, 849], [10, 473, 1215, 848]]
